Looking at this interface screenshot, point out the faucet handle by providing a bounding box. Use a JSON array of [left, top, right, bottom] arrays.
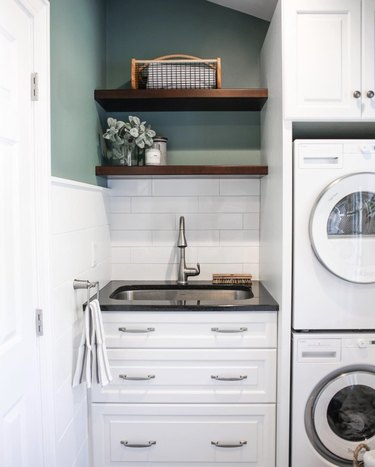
[[186, 262, 200, 278]]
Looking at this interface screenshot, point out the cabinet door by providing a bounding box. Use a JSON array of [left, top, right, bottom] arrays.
[[102, 311, 277, 349], [91, 404, 275, 467], [362, 0, 375, 119], [284, 0, 361, 120], [90, 348, 277, 404]]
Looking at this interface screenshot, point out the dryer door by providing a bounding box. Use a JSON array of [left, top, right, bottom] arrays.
[[310, 172, 375, 283], [306, 369, 375, 465]]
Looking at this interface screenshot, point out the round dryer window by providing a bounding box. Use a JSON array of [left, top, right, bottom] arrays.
[[309, 172, 375, 283], [306, 369, 375, 465]]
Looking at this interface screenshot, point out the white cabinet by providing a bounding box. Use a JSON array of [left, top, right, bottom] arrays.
[[92, 404, 275, 467], [91, 311, 277, 467], [284, 0, 375, 120]]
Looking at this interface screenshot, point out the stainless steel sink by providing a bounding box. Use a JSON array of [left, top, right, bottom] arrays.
[[110, 286, 252, 302]]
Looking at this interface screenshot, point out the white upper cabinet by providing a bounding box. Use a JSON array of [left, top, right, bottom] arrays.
[[362, 0, 375, 119], [284, 0, 375, 120]]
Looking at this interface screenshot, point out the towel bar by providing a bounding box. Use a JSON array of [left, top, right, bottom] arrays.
[[73, 279, 100, 305]]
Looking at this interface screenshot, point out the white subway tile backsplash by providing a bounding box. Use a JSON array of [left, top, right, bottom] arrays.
[[132, 196, 199, 213], [220, 230, 259, 245], [110, 197, 131, 213], [243, 263, 259, 279], [197, 246, 259, 264], [199, 196, 260, 213], [152, 229, 221, 246], [179, 213, 243, 230], [152, 177, 220, 196], [244, 213, 260, 230], [108, 178, 152, 196], [130, 246, 198, 264], [220, 178, 260, 196], [111, 247, 131, 263], [111, 230, 153, 245], [111, 213, 176, 230], [108, 177, 261, 282], [112, 263, 178, 280], [151, 230, 180, 245]]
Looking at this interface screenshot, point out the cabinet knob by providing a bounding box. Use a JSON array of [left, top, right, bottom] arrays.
[[353, 90, 362, 98], [367, 90, 375, 99]]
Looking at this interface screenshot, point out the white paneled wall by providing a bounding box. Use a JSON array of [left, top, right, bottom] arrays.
[[50, 178, 111, 467], [109, 177, 260, 281]]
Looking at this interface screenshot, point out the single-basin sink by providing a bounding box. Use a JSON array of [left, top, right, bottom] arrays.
[[110, 285, 253, 302]]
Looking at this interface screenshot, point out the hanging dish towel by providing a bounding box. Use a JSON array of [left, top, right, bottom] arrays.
[[73, 299, 112, 388]]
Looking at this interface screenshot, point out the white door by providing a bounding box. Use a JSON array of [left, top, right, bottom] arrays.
[[306, 369, 375, 463], [362, 0, 375, 119], [0, 0, 44, 465], [284, 0, 361, 120], [309, 172, 375, 283]]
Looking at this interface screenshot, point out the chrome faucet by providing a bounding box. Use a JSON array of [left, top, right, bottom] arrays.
[[177, 216, 200, 285]]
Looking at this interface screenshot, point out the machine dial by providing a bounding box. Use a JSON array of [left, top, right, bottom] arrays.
[[360, 144, 370, 154], [357, 339, 367, 348]]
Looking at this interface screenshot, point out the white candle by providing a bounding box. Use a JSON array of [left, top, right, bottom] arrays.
[[145, 146, 161, 165]]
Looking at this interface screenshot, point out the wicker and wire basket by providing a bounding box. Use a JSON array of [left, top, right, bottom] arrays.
[[131, 54, 222, 90]]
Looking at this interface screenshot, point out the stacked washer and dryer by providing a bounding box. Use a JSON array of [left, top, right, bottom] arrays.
[[291, 140, 375, 466]]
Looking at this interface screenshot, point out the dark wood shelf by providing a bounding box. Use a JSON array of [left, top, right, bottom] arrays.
[[96, 165, 268, 177], [94, 88, 268, 112]]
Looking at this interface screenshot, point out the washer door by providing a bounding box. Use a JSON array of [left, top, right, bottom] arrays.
[[309, 172, 375, 283], [306, 369, 375, 465]]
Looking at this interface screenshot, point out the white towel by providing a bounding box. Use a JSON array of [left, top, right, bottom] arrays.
[[73, 299, 112, 388]]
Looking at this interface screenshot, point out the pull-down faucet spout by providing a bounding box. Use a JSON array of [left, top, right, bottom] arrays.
[[177, 216, 200, 285]]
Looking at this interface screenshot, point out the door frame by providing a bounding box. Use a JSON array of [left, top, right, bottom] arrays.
[[22, 0, 56, 464]]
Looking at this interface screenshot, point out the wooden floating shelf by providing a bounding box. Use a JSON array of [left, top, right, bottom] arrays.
[[96, 165, 268, 177], [94, 88, 268, 112]]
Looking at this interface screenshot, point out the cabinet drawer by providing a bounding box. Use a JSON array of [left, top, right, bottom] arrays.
[[102, 311, 277, 349], [91, 404, 275, 467], [91, 348, 276, 403]]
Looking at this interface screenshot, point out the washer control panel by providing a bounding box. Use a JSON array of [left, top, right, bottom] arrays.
[[295, 335, 375, 362], [344, 337, 375, 348]]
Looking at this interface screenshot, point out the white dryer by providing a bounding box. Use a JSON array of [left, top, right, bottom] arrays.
[[291, 332, 375, 467], [293, 140, 375, 330]]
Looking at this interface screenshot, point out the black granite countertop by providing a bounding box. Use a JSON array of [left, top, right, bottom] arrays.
[[98, 280, 278, 312]]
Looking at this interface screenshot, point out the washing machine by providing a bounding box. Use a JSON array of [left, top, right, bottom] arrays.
[[291, 332, 375, 466], [293, 140, 375, 330]]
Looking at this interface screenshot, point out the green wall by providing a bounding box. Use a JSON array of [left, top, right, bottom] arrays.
[[51, 0, 106, 186], [50, 0, 269, 183], [105, 0, 269, 165]]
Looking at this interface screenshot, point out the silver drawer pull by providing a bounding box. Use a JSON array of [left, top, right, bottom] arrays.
[[121, 441, 156, 448], [211, 375, 247, 381], [119, 374, 155, 381], [211, 327, 247, 333], [211, 440, 247, 448], [118, 327, 155, 333]]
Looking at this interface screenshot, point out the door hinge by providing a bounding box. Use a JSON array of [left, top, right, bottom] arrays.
[[31, 72, 39, 101], [36, 309, 43, 336]]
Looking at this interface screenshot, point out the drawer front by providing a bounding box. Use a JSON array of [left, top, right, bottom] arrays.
[[102, 311, 277, 349], [91, 348, 277, 403], [91, 404, 275, 467]]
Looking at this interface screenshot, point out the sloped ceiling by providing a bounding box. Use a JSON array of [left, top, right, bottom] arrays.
[[206, 0, 277, 21]]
